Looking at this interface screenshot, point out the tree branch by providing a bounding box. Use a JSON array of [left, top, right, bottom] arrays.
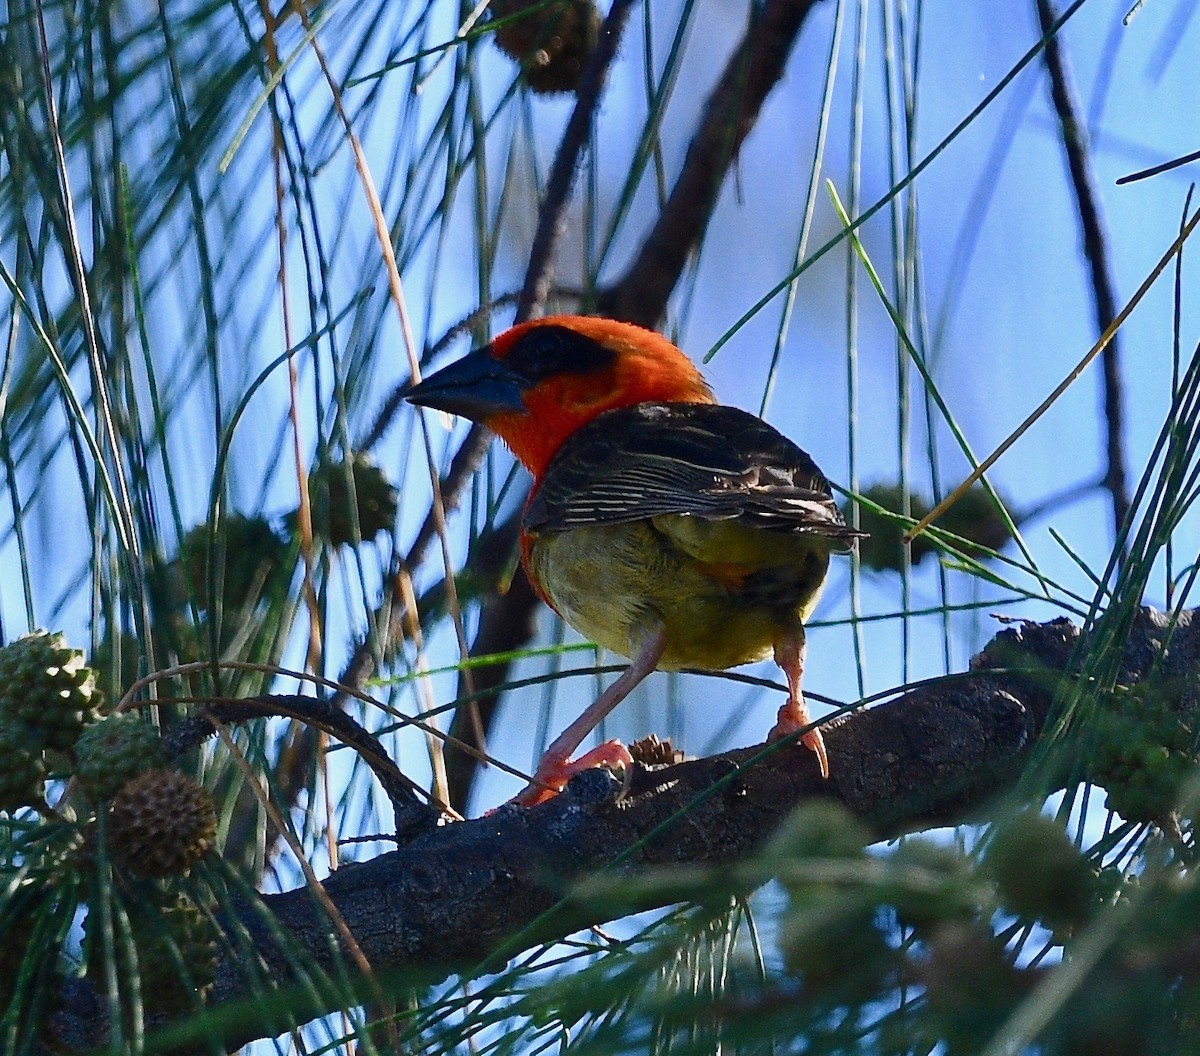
[[598, 0, 822, 327], [51, 607, 1200, 1052]]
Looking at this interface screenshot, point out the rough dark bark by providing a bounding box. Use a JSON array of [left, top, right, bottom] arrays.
[[50, 607, 1200, 1053]]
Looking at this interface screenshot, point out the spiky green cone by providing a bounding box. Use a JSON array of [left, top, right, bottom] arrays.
[[75, 714, 167, 802], [173, 514, 290, 613], [1090, 682, 1196, 824], [0, 631, 101, 752], [306, 455, 399, 546]]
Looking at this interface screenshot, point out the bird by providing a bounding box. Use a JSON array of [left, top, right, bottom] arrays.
[[406, 315, 863, 806]]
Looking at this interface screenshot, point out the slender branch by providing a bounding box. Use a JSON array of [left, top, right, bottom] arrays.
[[516, 0, 640, 320], [599, 0, 822, 327], [1035, 0, 1130, 540], [444, 513, 532, 811], [164, 694, 450, 840]]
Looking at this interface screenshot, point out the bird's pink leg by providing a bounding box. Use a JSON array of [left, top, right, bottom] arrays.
[[768, 622, 829, 778], [514, 625, 668, 807]]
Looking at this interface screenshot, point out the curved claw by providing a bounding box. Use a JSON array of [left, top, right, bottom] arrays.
[[513, 740, 636, 807], [769, 708, 830, 779], [771, 620, 830, 779]]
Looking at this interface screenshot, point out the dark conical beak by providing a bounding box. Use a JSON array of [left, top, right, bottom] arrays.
[[405, 347, 529, 421]]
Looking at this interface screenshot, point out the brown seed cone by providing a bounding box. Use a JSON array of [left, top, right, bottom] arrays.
[[491, 0, 601, 94], [108, 769, 216, 877], [628, 733, 685, 767]]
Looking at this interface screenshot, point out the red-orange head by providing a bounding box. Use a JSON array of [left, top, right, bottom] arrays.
[[406, 315, 714, 477]]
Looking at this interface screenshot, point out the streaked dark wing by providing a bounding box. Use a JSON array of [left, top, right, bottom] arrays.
[[525, 402, 863, 544]]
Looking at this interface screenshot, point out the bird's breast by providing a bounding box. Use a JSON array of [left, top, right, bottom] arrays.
[[523, 518, 831, 671]]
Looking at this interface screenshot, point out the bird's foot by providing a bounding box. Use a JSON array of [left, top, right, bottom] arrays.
[[768, 704, 830, 779], [513, 739, 635, 807]]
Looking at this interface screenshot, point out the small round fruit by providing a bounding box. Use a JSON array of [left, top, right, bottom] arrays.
[[0, 630, 101, 752], [75, 713, 167, 802], [108, 769, 217, 878], [491, 0, 601, 94]]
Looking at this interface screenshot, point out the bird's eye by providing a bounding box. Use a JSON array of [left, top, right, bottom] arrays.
[[525, 330, 566, 373], [510, 325, 615, 381]]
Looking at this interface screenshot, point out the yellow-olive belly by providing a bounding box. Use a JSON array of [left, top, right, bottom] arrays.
[[524, 515, 830, 670]]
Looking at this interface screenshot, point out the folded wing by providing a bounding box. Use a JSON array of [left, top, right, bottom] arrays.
[[525, 402, 863, 551]]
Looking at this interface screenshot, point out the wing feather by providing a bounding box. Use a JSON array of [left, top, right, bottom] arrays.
[[525, 403, 864, 548]]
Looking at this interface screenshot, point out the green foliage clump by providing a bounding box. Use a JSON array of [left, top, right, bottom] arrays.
[[1, 822, 88, 1045], [917, 921, 1031, 1056], [305, 455, 398, 546], [982, 812, 1095, 936], [83, 885, 219, 1015], [1088, 680, 1198, 824], [774, 804, 893, 1001], [761, 811, 1200, 1055], [75, 713, 167, 803]]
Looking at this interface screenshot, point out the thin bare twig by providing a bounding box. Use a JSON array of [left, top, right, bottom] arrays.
[[1035, 0, 1130, 541], [599, 0, 823, 327], [516, 0, 640, 320], [163, 694, 456, 839]]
